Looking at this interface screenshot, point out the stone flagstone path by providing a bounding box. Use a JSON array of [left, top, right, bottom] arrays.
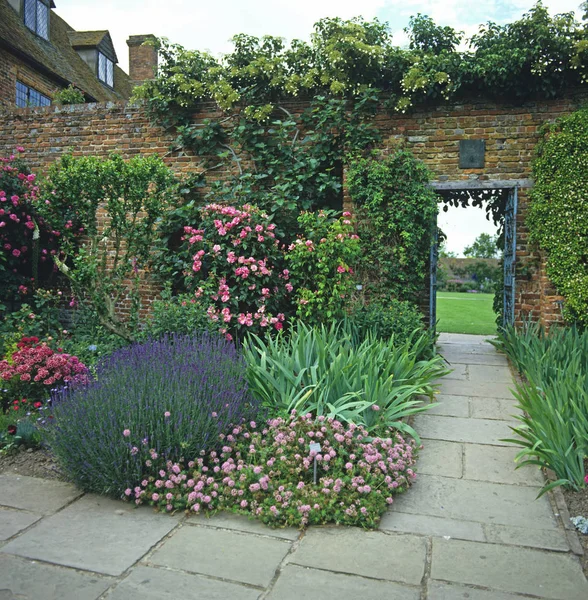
[[0, 333, 587, 599]]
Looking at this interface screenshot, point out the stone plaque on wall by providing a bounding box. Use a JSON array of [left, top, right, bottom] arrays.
[[459, 139, 485, 168]]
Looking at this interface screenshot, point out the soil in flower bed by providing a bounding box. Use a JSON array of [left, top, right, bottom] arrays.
[[0, 446, 64, 481], [562, 486, 588, 576]]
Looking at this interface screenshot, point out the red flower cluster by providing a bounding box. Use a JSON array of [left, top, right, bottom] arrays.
[[0, 339, 88, 388]]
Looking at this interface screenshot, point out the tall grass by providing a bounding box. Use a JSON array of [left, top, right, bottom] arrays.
[[243, 322, 449, 443], [492, 323, 588, 495]]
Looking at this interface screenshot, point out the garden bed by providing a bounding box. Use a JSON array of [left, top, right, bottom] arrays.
[[563, 469, 588, 577], [0, 446, 63, 481]]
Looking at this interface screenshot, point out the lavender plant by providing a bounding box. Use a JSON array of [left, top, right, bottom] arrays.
[[42, 334, 259, 496]]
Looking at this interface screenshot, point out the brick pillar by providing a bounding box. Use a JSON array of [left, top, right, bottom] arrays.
[[126, 35, 158, 85]]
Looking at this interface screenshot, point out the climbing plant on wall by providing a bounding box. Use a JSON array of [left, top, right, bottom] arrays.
[[346, 150, 438, 301], [528, 108, 588, 327]]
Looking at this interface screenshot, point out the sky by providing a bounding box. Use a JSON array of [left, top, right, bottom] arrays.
[[53, 0, 583, 255]]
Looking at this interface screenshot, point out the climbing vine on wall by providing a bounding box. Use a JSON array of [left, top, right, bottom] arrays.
[[347, 150, 438, 302], [528, 108, 588, 327]]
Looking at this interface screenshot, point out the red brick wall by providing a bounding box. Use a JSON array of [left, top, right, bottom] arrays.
[[0, 47, 60, 109], [1, 91, 586, 327]]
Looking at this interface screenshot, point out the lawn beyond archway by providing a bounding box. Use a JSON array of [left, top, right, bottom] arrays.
[[436, 291, 496, 335]]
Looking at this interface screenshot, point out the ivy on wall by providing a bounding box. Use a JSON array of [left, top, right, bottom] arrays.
[[528, 108, 588, 326]]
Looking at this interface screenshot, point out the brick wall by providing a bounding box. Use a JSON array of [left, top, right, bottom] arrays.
[[0, 47, 60, 109], [1, 91, 586, 328]]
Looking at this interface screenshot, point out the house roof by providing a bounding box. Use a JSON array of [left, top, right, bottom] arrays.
[[0, 1, 132, 102]]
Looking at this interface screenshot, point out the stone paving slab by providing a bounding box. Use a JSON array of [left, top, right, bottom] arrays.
[[464, 444, 544, 486], [2, 495, 180, 576], [438, 379, 514, 399], [418, 439, 463, 478], [441, 363, 468, 381], [379, 511, 485, 542], [484, 523, 570, 552], [430, 538, 588, 599], [105, 565, 260, 600], [290, 527, 426, 585], [439, 352, 509, 366], [467, 364, 516, 383], [470, 397, 518, 421], [149, 525, 291, 588], [0, 506, 40, 540], [0, 474, 81, 515], [391, 474, 557, 529], [428, 580, 536, 600], [187, 511, 300, 541], [414, 414, 512, 445], [0, 553, 113, 600], [266, 564, 420, 600], [438, 333, 495, 345], [427, 394, 470, 417]]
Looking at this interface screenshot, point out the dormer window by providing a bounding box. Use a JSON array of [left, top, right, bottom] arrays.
[[24, 0, 50, 40], [98, 51, 114, 87]]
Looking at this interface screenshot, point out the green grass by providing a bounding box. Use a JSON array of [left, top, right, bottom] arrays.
[[436, 292, 497, 335]]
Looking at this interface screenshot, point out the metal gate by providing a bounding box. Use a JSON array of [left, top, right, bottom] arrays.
[[429, 224, 438, 330], [429, 185, 518, 330], [502, 187, 518, 327]]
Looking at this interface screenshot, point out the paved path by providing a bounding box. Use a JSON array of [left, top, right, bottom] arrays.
[[0, 333, 587, 599]]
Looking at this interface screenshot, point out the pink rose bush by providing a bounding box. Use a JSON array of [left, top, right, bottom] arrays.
[[128, 411, 418, 529], [286, 210, 360, 325], [182, 203, 293, 338]]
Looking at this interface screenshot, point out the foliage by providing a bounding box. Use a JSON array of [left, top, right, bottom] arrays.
[[243, 322, 448, 443], [286, 210, 360, 325], [347, 150, 438, 301], [492, 323, 588, 494], [139, 285, 215, 340], [463, 233, 499, 259], [0, 336, 88, 413], [527, 108, 588, 326], [42, 334, 259, 496], [346, 298, 427, 349], [38, 154, 180, 341], [0, 150, 61, 306], [129, 413, 418, 528], [136, 6, 588, 119], [52, 85, 85, 105]]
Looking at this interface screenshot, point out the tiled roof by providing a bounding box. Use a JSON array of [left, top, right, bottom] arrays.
[[0, 2, 132, 102]]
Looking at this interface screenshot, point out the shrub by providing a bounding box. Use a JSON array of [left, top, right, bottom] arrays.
[[129, 413, 418, 528], [492, 323, 588, 495], [0, 336, 88, 412], [52, 84, 85, 105], [286, 210, 361, 325], [528, 108, 588, 326], [42, 334, 259, 496], [347, 298, 425, 348], [0, 149, 60, 304], [243, 322, 448, 442], [139, 285, 215, 340]]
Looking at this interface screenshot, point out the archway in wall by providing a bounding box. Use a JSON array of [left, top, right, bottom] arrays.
[[429, 181, 519, 333]]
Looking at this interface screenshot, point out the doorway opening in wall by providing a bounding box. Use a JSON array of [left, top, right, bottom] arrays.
[[429, 182, 519, 336]]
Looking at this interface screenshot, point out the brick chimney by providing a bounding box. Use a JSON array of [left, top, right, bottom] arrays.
[[126, 35, 158, 84]]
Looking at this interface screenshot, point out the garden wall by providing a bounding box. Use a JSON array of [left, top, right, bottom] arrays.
[[1, 89, 586, 327]]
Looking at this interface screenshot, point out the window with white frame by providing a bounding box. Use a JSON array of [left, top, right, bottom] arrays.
[[24, 0, 49, 40], [16, 81, 51, 108], [98, 52, 114, 87]]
